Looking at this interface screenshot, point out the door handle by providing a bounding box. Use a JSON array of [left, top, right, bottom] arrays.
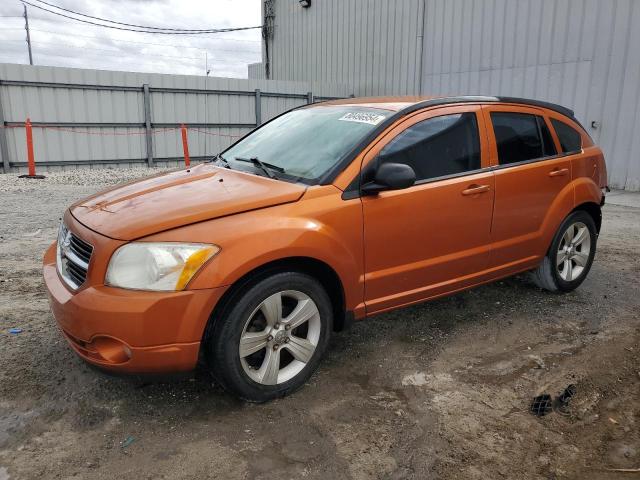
[[548, 168, 569, 177], [461, 184, 490, 196]]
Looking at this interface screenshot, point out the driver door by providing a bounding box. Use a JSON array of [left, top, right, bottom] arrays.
[[362, 105, 495, 314]]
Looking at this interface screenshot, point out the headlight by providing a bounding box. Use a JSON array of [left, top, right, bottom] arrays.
[[56, 222, 68, 275], [105, 242, 220, 291]]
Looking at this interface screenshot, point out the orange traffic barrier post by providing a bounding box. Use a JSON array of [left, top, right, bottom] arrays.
[[18, 118, 45, 179], [181, 124, 191, 168]]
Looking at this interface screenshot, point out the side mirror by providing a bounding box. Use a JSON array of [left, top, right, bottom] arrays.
[[361, 162, 416, 195]]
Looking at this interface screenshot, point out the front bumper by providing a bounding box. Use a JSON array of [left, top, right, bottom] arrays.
[[43, 243, 226, 374]]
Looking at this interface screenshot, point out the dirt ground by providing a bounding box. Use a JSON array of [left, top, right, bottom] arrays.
[[0, 169, 638, 480]]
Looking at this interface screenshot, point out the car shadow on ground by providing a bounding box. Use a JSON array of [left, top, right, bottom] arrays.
[[78, 272, 553, 411]]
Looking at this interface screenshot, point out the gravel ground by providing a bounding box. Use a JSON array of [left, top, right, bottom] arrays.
[[0, 168, 639, 480]]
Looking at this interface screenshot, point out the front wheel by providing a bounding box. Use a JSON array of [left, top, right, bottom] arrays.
[[204, 272, 332, 402], [531, 210, 598, 292]]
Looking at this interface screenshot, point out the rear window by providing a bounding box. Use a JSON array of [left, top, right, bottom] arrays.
[[551, 118, 582, 153]]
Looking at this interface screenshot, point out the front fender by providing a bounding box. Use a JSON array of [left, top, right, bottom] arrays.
[[142, 187, 365, 312], [196, 216, 361, 296]]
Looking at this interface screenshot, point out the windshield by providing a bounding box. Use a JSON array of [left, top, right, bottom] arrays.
[[221, 106, 391, 183]]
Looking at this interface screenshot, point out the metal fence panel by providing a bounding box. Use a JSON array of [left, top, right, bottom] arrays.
[[0, 63, 350, 171]]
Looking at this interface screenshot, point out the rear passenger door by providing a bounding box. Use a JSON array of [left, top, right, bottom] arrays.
[[482, 105, 573, 271]]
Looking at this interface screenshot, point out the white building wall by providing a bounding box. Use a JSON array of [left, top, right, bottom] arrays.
[[264, 0, 425, 96], [248, 62, 266, 80], [421, 0, 640, 192], [255, 0, 640, 191]]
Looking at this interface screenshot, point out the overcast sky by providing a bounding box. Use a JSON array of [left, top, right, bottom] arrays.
[[0, 0, 262, 78]]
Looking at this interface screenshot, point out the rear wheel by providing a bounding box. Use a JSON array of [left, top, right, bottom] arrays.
[[205, 272, 332, 402], [531, 211, 597, 292]]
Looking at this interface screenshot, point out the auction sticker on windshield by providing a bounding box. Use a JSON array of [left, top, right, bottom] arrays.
[[338, 112, 387, 125]]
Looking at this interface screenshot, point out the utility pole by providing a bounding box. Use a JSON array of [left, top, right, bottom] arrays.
[[23, 3, 33, 65]]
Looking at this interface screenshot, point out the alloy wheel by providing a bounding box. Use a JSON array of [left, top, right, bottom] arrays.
[[556, 221, 591, 282], [239, 290, 321, 385]]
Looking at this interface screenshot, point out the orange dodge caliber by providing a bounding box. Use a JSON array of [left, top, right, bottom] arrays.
[[44, 96, 608, 401]]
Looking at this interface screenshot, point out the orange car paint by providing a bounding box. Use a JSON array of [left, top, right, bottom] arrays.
[[43, 96, 607, 373], [71, 166, 306, 241]]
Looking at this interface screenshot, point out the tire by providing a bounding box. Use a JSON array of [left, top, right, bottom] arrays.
[[531, 210, 597, 293], [204, 271, 333, 402]]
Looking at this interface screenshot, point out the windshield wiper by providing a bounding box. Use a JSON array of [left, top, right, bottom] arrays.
[[234, 156, 284, 179]]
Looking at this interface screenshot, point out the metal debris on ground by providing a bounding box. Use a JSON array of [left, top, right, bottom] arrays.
[[554, 384, 577, 415], [530, 384, 578, 417], [530, 394, 553, 416], [8, 328, 22, 334], [557, 384, 577, 405]]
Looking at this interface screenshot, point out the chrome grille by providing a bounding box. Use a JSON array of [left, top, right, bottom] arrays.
[[57, 223, 93, 289]]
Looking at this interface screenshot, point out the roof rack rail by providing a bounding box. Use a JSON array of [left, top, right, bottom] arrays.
[[497, 96, 576, 120], [401, 95, 584, 131]]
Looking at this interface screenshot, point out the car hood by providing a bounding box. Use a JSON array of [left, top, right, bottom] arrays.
[[70, 163, 306, 240]]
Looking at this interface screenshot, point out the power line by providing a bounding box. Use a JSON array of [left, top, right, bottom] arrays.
[[0, 28, 260, 55], [31, 0, 240, 32], [0, 26, 261, 43], [20, 0, 262, 35]]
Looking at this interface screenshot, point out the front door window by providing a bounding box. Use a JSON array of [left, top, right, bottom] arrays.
[[378, 112, 481, 181]]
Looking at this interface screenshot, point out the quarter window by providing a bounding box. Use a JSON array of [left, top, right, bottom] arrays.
[[491, 112, 557, 165], [551, 118, 582, 153], [379, 113, 481, 182]]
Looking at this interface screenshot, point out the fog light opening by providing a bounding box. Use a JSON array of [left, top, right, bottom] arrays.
[[91, 336, 132, 364]]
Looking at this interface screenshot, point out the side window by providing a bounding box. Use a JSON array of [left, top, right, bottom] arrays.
[[491, 112, 546, 165], [551, 118, 582, 153], [379, 112, 481, 182]]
